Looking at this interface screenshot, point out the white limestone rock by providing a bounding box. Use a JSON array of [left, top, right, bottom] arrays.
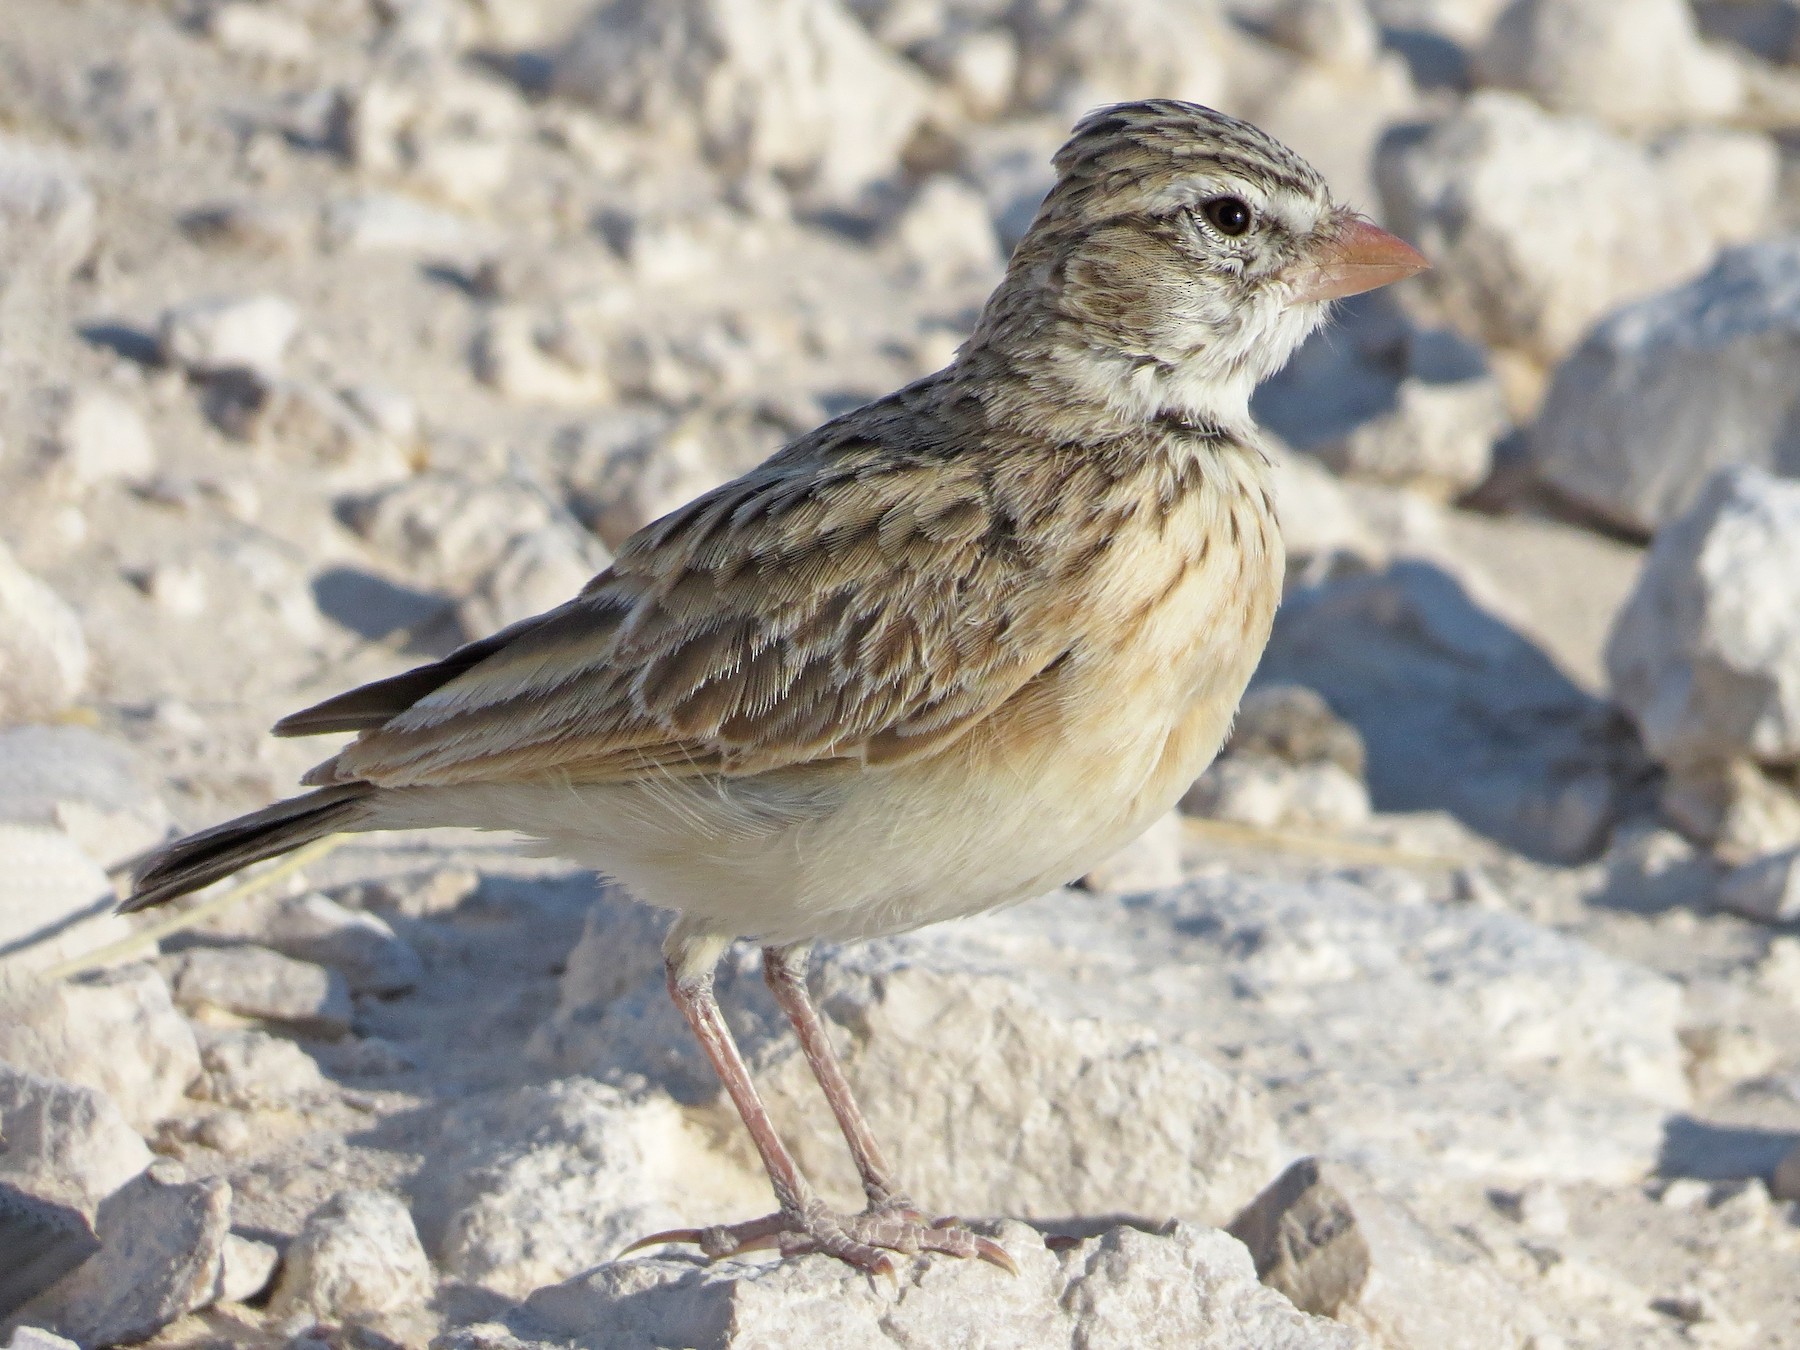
[[0, 137, 95, 279], [2, 1331, 81, 1350], [1533, 239, 1800, 536], [0, 1067, 152, 1211], [340, 71, 522, 209], [414, 1077, 766, 1298], [1375, 92, 1714, 362], [194, 1026, 328, 1110], [158, 293, 300, 379], [1182, 756, 1373, 831], [0, 726, 169, 867], [1080, 809, 1186, 892], [262, 891, 424, 995], [0, 965, 201, 1132], [889, 175, 1003, 288], [0, 542, 89, 725], [1476, 0, 1743, 131], [1605, 467, 1800, 769], [15, 1163, 231, 1349], [458, 527, 608, 637], [472, 305, 614, 408], [0, 824, 121, 978], [1717, 846, 1800, 924], [49, 387, 156, 490], [213, 1232, 278, 1305], [1012, 0, 1234, 119], [342, 473, 565, 590], [552, 0, 932, 204], [1268, 0, 1382, 69], [167, 945, 354, 1035], [1647, 128, 1779, 251], [267, 1190, 434, 1321], [482, 1222, 1368, 1350], [1314, 373, 1506, 498]]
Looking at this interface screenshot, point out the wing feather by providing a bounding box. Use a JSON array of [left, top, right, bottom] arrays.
[[302, 445, 1080, 789]]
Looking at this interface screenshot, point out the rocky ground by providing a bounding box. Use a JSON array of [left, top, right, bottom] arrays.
[[4, 0, 1800, 1346]]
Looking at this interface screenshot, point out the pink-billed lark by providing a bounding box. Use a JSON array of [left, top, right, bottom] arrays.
[[125, 100, 1426, 1277]]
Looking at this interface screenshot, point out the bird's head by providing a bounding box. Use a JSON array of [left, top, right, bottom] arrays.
[[967, 100, 1427, 434]]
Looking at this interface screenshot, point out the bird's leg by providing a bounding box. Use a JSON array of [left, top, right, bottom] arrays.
[[761, 943, 906, 1212], [621, 929, 1015, 1276]]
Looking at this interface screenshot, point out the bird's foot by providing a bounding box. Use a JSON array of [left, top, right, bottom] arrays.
[[621, 1200, 1017, 1278]]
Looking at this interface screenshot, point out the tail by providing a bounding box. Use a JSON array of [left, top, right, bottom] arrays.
[[122, 785, 378, 913]]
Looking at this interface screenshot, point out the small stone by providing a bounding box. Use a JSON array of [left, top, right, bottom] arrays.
[[0, 727, 168, 869], [457, 527, 606, 637], [196, 1027, 328, 1109], [139, 561, 208, 617], [1476, 0, 1742, 131], [1646, 129, 1778, 250], [1229, 684, 1367, 778], [472, 306, 613, 407], [0, 965, 201, 1132], [1659, 1177, 1711, 1209], [1183, 755, 1373, 831], [215, 1232, 279, 1305], [179, 199, 311, 255], [911, 27, 1019, 120], [1755, 936, 1800, 1007], [1080, 810, 1184, 892], [50, 387, 156, 489], [0, 540, 90, 724], [890, 175, 1002, 287], [1661, 760, 1800, 864], [1606, 468, 1800, 769], [1490, 1181, 1569, 1237], [1376, 91, 1713, 362], [1717, 847, 1800, 924], [1535, 242, 1800, 536], [1315, 374, 1506, 498], [1012, 0, 1232, 120], [3, 1328, 83, 1350], [1226, 1156, 1371, 1317], [208, 2, 315, 64], [0, 1067, 152, 1211], [321, 192, 473, 253], [1268, 0, 1382, 69], [1772, 1142, 1800, 1202], [0, 823, 122, 978], [352, 866, 479, 918], [267, 1190, 434, 1321], [168, 945, 354, 1035], [15, 1163, 231, 1349], [263, 892, 424, 996], [0, 136, 96, 278], [158, 293, 301, 379], [194, 1110, 254, 1154], [0, 1189, 99, 1334]]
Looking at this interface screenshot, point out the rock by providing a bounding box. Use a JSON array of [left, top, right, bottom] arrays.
[[1773, 1142, 1800, 1203], [321, 191, 474, 253], [1717, 846, 1800, 924], [0, 1188, 98, 1333], [1533, 241, 1800, 536], [1476, 0, 1742, 131], [889, 175, 1002, 287], [1376, 92, 1713, 362], [267, 1190, 434, 1321], [552, 0, 932, 204], [1266, 451, 1384, 565], [1228, 684, 1367, 779], [910, 26, 1019, 120], [0, 1067, 152, 1211], [340, 72, 521, 208], [0, 725, 170, 866], [158, 293, 301, 379], [208, 2, 316, 64], [14, 1163, 231, 1350], [167, 945, 354, 1035], [1012, 0, 1233, 120], [0, 824, 121, 978], [261, 892, 424, 996], [49, 387, 156, 490], [3, 1327, 83, 1350], [342, 473, 565, 590], [1661, 759, 1800, 863], [1268, 0, 1382, 69], [0, 966, 201, 1132], [1080, 810, 1185, 892], [1605, 467, 1800, 770], [1260, 561, 1630, 861], [194, 1026, 328, 1109], [1647, 129, 1779, 251], [179, 199, 312, 256], [457, 527, 607, 637], [0, 136, 96, 278], [755, 962, 1281, 1227], [0, 541, 89, 724], [1182, 756, 1372, 831], [214, 1232, 278, 1305], [1227, 1157, 1370, 1317], [412, 1078, 765, 1298], [1313, 373, 1506, 498], [488, 1222, 1367, 1350], [472, 305, 613, 407]]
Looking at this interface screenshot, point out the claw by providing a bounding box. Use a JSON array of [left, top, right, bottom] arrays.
[[975, 1236, 1020, 1276], [618, 1227, 704, 1258]]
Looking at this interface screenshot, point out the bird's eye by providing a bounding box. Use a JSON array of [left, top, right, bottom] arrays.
[[1200, 196, 1253, 237]]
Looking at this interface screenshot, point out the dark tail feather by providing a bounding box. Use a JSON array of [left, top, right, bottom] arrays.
[[121, 785, 377, 913]]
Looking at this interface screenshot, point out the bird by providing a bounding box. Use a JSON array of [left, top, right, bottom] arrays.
[[123, 100, 1426, 1278]]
